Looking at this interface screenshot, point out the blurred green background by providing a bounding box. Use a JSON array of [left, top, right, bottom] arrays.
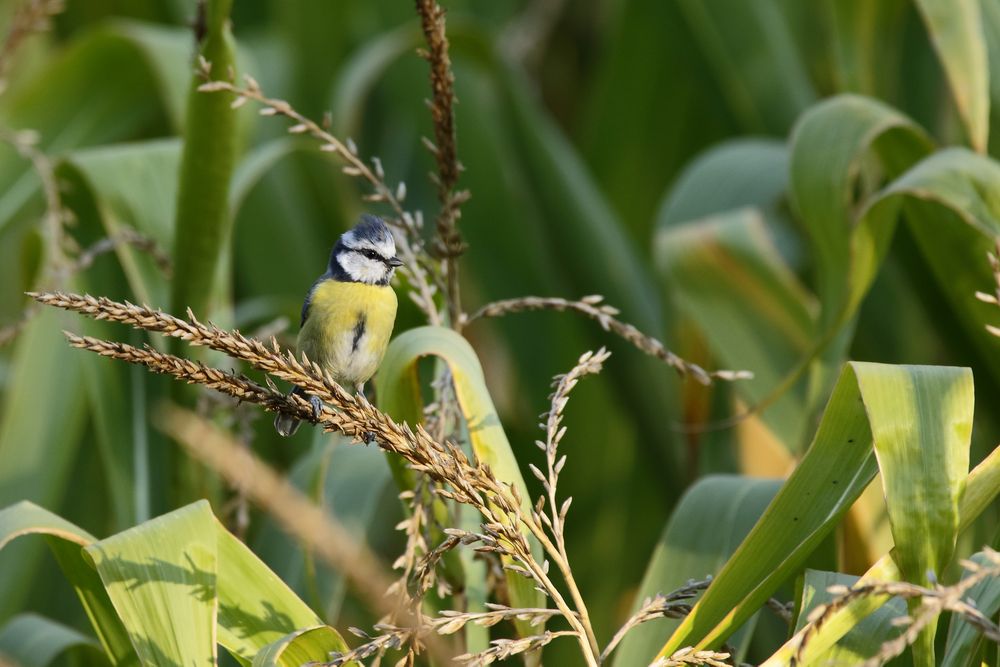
[[2, 0, 1000, 664]]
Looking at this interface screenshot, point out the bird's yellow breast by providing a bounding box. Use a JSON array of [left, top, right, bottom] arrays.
[[296, 279, 398, 389]]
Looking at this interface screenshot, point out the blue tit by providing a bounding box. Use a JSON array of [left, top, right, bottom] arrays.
[[274, 214, 403, 437]]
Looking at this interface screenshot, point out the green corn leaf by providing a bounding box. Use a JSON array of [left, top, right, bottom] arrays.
[[941, 549, 1000, 666], [0, 22, 193, 235], [0, 613, 107, 667], [655, 208, 817, 451], [761, 433, 1000, 665], [792, 570, 907, 665], [855, 148, 1000, 383], [214, 513, 340, 660], [789, 94, 932, 328], [655, 362, 973, 662], [84, 501, 218, 667], [675, 0, 815, 133], [613, 477, 780, 666], [656, 139, 790, 229], [252, 626, 352, 667], [913, 0, 990, 152], [376, 326, 545, 635], [0, 501, 135, 664], [93, 500, 340, 663], [0, 312, 87, 620]]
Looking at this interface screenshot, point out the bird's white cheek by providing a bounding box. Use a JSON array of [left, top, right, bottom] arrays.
[[340, 254, 388, 284]]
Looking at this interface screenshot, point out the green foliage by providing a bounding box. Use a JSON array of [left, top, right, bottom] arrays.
[[2, 1, 1000, 665]]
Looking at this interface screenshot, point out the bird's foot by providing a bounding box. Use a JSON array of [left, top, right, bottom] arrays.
[[362, 431, 377, 445], [309, 395, 323, 421]]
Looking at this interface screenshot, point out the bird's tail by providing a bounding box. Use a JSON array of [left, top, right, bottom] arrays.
[[274, 386, 305, 437]]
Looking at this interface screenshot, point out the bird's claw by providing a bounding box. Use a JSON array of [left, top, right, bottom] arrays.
[[309, 395, 323, 421], [362, 431, 377, 445]]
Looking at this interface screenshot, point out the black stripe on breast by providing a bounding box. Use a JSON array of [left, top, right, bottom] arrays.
[[351, 312, 367, 352]]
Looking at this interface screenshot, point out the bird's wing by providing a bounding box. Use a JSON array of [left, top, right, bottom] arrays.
[[300, 275, 328, 328]]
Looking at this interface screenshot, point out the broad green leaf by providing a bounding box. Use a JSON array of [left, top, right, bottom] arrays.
[[0, 22, 190, 233], [0, 501, 135, 664], [252, 626, 350, 667], [655, 209, 816, 451], [376, 326, 545, 634], [789, 94, 932, 328], [0, 613, 106, 667], [0, 311, 87, 619], [914, 0, 989, 152], [215, 514, 336, 660], [762, 441, 1000, 666], [656, 362, 973, 661], [675, 0, 815, 133], [854, 148, 1000, 384], [858, 363, 971, 666], [656, 139, 790, 230], [613, 477, 780, 666], [84, 501, 218, 667], [793, 570, 907, 665], [942, 549, 1000, 666], [52, 140, 183, 528]]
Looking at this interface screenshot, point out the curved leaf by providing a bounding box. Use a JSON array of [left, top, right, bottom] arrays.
[[942, 548, 1000, 666], [84, 501, 219, 667], [763, 441, 1000, 665], [789, 94, 932, 327], [655, 208, 816, 451], [376, 326, 545, 632], [914, 0, 989, 152], [0, 613, 106, 667], [656, 362, 973, 662], [252, 626, 350, 667], [613, 476, 780, 666], [0, 501, 135, 664], [853, 148, 1000, 383], [793, 570, 907, 665]]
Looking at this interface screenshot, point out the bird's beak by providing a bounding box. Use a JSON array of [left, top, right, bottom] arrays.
[[388, 257, 404, 267]]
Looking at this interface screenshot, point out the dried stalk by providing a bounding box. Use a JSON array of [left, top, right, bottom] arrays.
[[975, 241, 1000, 339], [600, 579, 711, 663], [650, 647, 731, 667], [36, 290, 603, 665], [197, 73, 441, 327], [464, 295, 752, 384], [793, 549, 1000, 665], [0, 0, 64, 91], [415, 0, 468, 331]]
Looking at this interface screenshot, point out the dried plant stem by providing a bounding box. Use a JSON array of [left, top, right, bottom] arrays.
[[651, 647, 731, 667], [0, 0, 64, 89], [465, 295, 752, 384], [36, 290, 603, 664], [415, 0, 468, 331], [975, 241, 1000, 338], [600, 579, 710, 663], [197, 75, 441, 327]]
